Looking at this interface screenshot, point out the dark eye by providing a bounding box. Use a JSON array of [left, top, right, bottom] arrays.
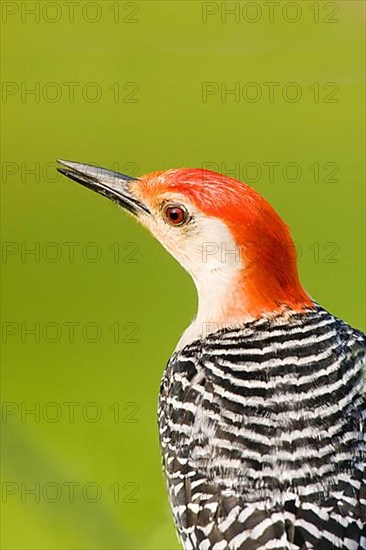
[[163, 204, 189, 226]]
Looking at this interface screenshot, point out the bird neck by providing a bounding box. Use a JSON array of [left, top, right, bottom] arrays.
[[176, 245, 313, 350]]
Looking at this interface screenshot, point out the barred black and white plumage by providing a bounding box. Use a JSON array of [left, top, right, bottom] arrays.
[[159, 305, 366, 549]]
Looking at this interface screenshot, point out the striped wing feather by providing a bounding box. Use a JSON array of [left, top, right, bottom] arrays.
[[158, 306, 366, 549]]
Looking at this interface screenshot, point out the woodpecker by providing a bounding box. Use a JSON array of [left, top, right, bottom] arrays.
[[58, 161, 365, 550]]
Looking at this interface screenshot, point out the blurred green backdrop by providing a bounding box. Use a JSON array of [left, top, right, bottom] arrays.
[[1, 1, 365, 549]]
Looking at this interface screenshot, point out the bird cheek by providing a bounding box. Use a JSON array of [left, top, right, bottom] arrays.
[[142, 218, 175, 249]]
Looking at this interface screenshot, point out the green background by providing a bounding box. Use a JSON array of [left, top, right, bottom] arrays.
[[1, 1, 365, 549]]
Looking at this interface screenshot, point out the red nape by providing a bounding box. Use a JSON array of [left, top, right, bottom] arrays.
[[139, 169, 313, 318]]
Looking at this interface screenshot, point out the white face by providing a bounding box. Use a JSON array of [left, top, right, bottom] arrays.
[[138, 193, 246, 346], [140, 192, 243, 283]]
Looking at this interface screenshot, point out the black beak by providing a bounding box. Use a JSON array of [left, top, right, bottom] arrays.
[[57, 160, 150, 215]]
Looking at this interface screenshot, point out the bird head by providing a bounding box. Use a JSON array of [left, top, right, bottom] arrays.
[[58, 161, 312, 342]]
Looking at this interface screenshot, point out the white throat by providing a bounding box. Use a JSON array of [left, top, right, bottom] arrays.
[[173, 218, 244, 350], [143, 200, 247, 352]]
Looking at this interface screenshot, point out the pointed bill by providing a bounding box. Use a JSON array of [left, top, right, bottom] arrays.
[[57, 160, 150, 215]]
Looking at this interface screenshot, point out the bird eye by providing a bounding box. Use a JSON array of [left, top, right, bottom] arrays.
[[163, 204, 189, 226]]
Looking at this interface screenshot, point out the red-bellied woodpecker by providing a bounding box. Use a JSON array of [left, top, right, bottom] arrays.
[[58, 161, 365, 550]]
